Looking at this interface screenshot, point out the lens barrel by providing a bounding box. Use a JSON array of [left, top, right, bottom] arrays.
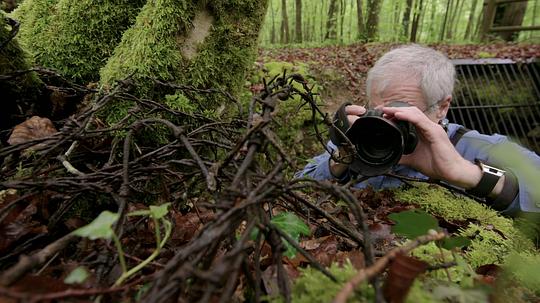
[[345, 102, 417, 176]]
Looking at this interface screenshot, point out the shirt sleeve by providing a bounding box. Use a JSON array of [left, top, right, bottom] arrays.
[[295, 141, 350, 182], [455, 130, 540, 215]]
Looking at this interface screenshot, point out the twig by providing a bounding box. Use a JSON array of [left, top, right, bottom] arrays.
[[332, 231, 446, 303], [0, 233, 77, 286]]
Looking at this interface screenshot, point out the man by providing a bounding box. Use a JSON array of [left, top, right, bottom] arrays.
[[297, 44, 540, 217]]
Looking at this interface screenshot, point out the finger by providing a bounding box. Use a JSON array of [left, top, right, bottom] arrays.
[[382, 106, 432, 130], [345, 105, 366, 116], [347, 115, 360, 126]]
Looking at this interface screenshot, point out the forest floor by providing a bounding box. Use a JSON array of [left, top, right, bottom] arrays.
[[1, 43, 540, 302]]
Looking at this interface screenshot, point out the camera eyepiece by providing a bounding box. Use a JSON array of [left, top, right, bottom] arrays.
[[345, 101, 418, 176]]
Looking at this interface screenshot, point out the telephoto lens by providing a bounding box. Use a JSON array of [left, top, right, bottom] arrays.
[[346, 101, 418, 176]]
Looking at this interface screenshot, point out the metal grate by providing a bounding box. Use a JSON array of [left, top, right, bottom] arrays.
[[449, 58, 540, 154]]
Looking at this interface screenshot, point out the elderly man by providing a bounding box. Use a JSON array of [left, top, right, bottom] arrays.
[[297, 44, 540, 217]]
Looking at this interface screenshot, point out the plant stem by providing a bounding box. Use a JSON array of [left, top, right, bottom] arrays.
[[111, 232, 127, 274], [114, 219, 172, 286]]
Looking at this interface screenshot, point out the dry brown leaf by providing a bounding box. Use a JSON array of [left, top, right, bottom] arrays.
[[7, 116, 58, 151]]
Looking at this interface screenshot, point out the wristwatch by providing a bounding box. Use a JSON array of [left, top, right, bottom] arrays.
[[466, 159, 505, 198]]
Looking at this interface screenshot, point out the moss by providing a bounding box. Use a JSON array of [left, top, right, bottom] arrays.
[[16, 0, 145, 83], [100, 0, 268, 124], [270, 262, 373, 303], [9, 0, 58, 57], [394, 183, 535, 280]]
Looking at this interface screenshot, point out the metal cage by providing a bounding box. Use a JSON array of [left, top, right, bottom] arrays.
[[448, 58, 540, 154]]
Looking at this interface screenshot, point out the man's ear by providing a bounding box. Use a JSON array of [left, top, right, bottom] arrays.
[[436, 95, 452, 120]]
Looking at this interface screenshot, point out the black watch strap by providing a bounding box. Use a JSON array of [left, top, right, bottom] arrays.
[[466, 160, 505, 198]]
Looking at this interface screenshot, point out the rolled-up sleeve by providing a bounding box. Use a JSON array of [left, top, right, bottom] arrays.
[[295, 141, 345, 181]]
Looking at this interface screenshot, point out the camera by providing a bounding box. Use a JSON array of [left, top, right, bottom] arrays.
[[331, 101, 418, 176]]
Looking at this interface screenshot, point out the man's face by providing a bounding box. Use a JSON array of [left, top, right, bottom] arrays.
[[368, 80, 441, 123]]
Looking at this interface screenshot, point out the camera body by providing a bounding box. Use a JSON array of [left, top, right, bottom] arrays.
[[345, 101, 418, 176]]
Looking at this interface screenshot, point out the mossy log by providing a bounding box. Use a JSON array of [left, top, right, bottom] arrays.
[[100, 0, 269, 105], [0, 14, 43, 133]]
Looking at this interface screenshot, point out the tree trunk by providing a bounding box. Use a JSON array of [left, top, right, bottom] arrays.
[[451, 0, 466, 39], [356, 0, 365, 40], [492, 1, 529, 41], [270, 0, 276, 43], [440, 0, 452, 41], [446, 0, 460, 39], [295, 0, 302, 43], [325, 0, 338, 40], [402, 0, 414, 38], [12, 0, 145, 83], [365, 0, 382, 41], [464, 0, 479, 40], [339, 0, 346, 42], [100, 0, 269, 118], [410, 0, 424, 42], [281, 0, 290, 43], [0, 17, 43, 135]]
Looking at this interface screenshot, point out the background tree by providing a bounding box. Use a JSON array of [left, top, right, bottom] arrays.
[[356, 0, 365, 40], [295, 0, 302, 43], [365, 0, 382, 41], [402, 0, 413, 38], [325, 0, 338, 40], [410, 0, 424, 42], [280, 0, 290, 43], [464, 0, 479, 40]]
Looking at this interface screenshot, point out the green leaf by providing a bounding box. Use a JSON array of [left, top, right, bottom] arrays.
[[272, 212, 311, 239], [440, 236, 472, 250], [388, 209, 439, 239], [149, 203, 171, 220], [64, 266, 89, 284], [272, 212, 311, 258], [73, 211, 119, 240]]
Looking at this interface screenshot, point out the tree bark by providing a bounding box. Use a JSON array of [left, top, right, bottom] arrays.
[[446, 0, 460, 39], [464, 0, 479, 40], [325, 0, 339, 40], [281, 0, 290, 43], [410, 0, 424, 42], [270, 0, 276, 43], [365, 0, 382, 41], [339, 0, 346, 42], [440, 0, 452, 41], [295, 0, 302, 43], [402, 0, 414, 38], [356, 0, 365, 40]]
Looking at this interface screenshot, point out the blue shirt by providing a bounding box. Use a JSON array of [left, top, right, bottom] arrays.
[[296, 123, 540, 216]]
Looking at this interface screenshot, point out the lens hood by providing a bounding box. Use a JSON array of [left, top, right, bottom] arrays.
[[345, 102, 417, 176]]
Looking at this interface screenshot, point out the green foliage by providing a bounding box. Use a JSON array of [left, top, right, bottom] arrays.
[[64, 267, 89, 284], [271, 262, 373, 303], [164, 93, 197, 113], [271, 212, 310, 258], [388, 209, 439, 239], [73, 211, 119, 240]]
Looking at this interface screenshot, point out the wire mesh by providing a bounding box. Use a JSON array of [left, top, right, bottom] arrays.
[[449, 58, 540, 154]]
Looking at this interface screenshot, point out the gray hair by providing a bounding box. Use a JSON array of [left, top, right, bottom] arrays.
[[366, 44, 455, 112]]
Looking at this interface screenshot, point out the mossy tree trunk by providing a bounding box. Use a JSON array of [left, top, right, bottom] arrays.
[[100, 0, 268, 123], [11, 0, 145, 83], [0, 14, 43, 134]]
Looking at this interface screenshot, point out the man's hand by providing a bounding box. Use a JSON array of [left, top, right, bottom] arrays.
[[344, 105, 366, 126], [381, 106, 485, 190]]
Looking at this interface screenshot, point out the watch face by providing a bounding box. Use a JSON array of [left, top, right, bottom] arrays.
[[481, 162, 505, 177]]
